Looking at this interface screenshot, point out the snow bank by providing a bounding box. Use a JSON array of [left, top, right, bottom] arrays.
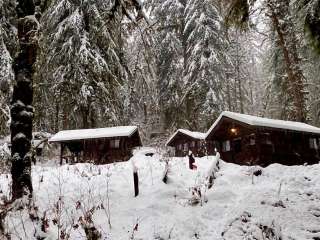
[[1, 149, 320, 239]]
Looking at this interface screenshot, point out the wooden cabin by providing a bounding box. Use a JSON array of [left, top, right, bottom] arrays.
[[49, 126, 142, 164], [205, 111, 320, 166], [166, 129, 207, 157]]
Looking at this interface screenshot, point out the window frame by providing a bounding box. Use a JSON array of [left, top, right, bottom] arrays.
[[184, 143, 188, 151], [110, 139, 120, 149], [309, 138, 318, 149], [222, 140, 231, 152]]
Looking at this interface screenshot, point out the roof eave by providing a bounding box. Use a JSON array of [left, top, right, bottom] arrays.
[[49, 126, 139, 143], [205, 111, 320, 139]]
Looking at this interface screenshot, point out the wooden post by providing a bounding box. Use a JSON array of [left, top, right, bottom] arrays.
[[131, 158, 139, 196], [60, 143, 64, 165], [133, 170, 139, 197]]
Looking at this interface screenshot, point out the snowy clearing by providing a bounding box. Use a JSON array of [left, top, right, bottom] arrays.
[[1, 149, 320, 239]]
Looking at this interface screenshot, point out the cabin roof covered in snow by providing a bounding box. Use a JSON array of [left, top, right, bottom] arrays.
[[32, 139, 44, 148], [49, 126, 139, 142], [166, 129, 206, 146], [206, 111, 320, 136]]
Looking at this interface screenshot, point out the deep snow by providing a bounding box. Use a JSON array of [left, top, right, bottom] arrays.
[[1, 148, 320, 239]]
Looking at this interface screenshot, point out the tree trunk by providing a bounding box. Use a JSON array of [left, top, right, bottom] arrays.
[[235, 33, 244, 114], [10, 0, 40, 200], [268, 1, 307, 122]]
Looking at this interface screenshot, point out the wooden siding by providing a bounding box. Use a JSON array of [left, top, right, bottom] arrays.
[[167, 132, 208, 157], [206, 116, 320, 166], [60, 131, 142, 164]]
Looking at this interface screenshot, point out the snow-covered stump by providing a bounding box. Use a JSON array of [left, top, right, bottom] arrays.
[[162, 161, 169, 184], [207, 151, 220, 189], [188, 151, 196, 170]]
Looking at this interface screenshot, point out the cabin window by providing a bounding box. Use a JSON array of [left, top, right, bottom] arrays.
[[249, 135, 255, 145], [261, 133, 272, 145], [190, 141, 195, 147], [184, 143, 188, 151], [309, 138, 318, 149], [110, 139, 120, 148], [222, 140, 231, 152], [178, 144, 182, 150], [213, 141, 220, 151]]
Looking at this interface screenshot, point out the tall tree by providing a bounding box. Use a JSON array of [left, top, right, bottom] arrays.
[[225, 0, 320, 53], [147, 0, 233, 131], [225, 0, 308, 122], [151, 0, 187, 130], [33, 0, 148, 132], [183, 0, 229, 129], [10, 0, 147, 199], [10, 0, 41, 200], [0, 0, 17, 137], [267, 0, 307, 122]]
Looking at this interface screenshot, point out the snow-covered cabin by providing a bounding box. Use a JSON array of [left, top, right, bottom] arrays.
[[166, 129, 207, 157], [49, 126, 142, 164], [205, 111, 320, 166]]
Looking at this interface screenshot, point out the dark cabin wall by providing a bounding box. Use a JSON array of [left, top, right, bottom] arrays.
[[61, 132, 142, 164], [169, 134, 207, 157], [173, 139, 206, 157], [206, 116, 320, 166], [256, 129, 320, 166], [206, 117, 257, 165]]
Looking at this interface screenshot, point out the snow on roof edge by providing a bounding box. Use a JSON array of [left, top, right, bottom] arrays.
[[205, 111, 320, 138], [49, 126, 139, 142], [166, 129, 206, 146]]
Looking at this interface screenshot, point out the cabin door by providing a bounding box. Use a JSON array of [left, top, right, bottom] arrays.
[[231, 138, 242, 163]]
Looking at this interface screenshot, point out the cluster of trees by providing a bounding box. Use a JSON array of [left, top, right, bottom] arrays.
[[1, 0, 317, 141], [1, 0, 263, 140], [226, 0, 320, 124], [1, 0, 319, 139], [0, 0, 320, 137], [0, 0, 320, 142]]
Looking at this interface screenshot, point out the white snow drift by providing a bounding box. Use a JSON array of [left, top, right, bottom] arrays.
[[0, 149, 320, 239]]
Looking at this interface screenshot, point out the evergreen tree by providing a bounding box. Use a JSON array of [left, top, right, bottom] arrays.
[[34, 0, 133, 132], [225, 0, 308, 122], [183, 0, 228, 129], [0, 0, 17, 136], [152, 0, 186, 131]]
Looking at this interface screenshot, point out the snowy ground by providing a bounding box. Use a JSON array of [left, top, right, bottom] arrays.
[[1, 148, 320, 239]]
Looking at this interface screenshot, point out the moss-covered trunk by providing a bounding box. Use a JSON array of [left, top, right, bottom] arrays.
[[10, 0, 40, 200]]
